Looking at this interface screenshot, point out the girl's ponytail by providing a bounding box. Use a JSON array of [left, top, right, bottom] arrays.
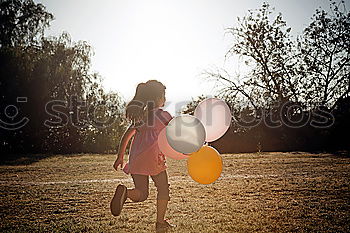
[[126, 83, 148, 124]]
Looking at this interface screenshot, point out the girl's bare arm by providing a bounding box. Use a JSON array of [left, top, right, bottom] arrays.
[[117, 125, 136, 160], [113, 125, 136, 171]]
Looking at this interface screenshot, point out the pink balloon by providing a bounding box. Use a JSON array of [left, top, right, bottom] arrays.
[[194, 98, 232, 142], [158, 127, 189, 160]]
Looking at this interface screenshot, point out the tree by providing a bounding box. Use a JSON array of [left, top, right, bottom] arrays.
[[0, 0, 126, 154], [298, 0, 350, 109], [199, 1, 349, 152], [180, 95, 207, 115], [207, 3, 301, 111], [0, 0, 53, 47]]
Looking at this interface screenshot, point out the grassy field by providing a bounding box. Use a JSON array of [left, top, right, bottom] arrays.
[[0, 152, 349, 232]]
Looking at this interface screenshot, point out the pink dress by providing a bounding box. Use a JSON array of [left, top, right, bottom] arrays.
[[123, 108, 173, 176]]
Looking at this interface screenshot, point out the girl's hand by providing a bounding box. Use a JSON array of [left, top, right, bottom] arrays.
[[113, 157, 124, 171]]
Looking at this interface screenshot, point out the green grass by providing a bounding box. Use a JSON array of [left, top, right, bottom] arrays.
[[1, 152, 349, 232]]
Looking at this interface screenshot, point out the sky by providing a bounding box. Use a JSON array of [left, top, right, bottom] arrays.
[[34, 0, 344, 115]]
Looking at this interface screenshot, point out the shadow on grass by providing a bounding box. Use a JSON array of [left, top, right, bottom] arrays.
[[307, 150, 350, 158], [1, 150, 348, 166], [331, 150, 350, 157], [0, 153, 91, 166], [0, 153, 54, 166]]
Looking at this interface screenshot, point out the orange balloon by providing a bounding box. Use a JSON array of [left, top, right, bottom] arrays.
[[187, 145, 222, 184]]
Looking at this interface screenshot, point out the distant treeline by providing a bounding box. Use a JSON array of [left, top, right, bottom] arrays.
[[0, 0, 126, 155], [183, 95, 350, 153], [0, 0, 349, 156], [182, 1, 350, 153]]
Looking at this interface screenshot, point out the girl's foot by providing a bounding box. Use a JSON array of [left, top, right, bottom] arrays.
[[155, 219, 176, 232], [110, 184, 127, 216]]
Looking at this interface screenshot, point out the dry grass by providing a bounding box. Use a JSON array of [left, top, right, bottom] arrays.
[[0, 152, 349, 232]]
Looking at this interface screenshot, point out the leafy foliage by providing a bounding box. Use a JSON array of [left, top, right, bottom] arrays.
[[298, 0, 350, 108], [0, 0, 53, 47], [0, 0, 126, 154], [184, 1, 350, 152]]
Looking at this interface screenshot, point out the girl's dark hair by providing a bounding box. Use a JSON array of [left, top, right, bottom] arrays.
[[126, 80, 166, 125]]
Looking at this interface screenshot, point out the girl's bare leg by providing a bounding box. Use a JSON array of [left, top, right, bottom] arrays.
[[127, 188, 141, 202], [156, 200, 168, 223]]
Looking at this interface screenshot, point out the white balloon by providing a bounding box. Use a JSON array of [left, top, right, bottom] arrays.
[[194, 98, 232, 142], [166, 115, 206, 154], [158, 127, 189, 160]]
